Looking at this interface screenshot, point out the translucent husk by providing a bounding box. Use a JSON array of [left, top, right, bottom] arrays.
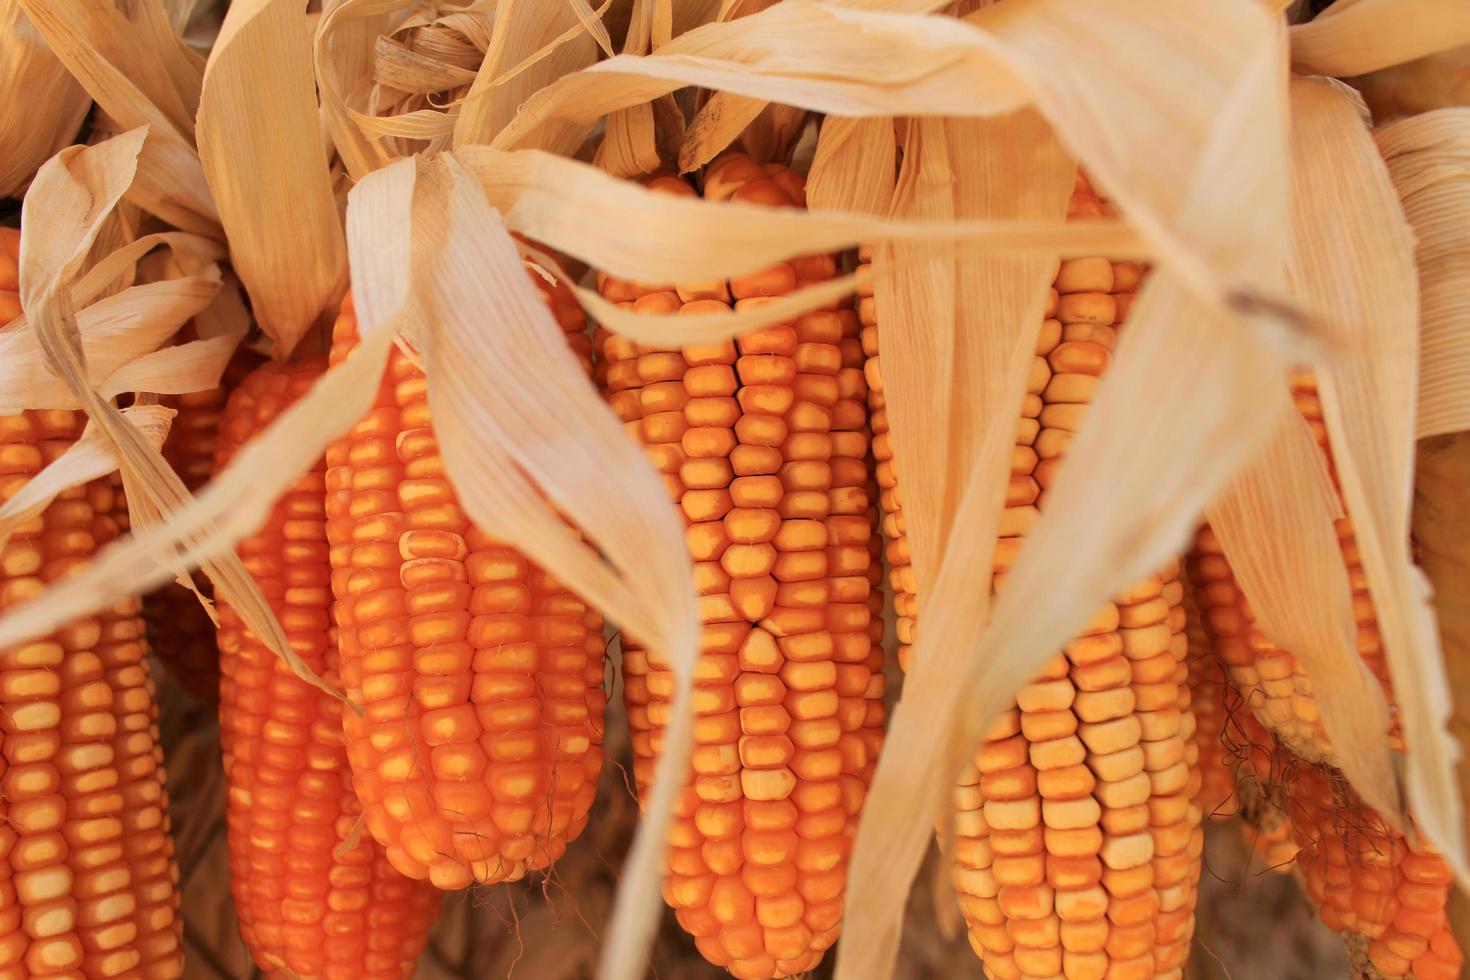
[[0, 0, 92, 197], [6, 2, 1470, 978]]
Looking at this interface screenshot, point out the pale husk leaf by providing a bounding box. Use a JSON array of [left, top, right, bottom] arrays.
[[197, 0, 347, 357], [1284, 78, 1463, 865], [119, 0, 205, 116], [458, 145, 1146, 288], [1376, 109, 1470, 440], [314, 0, 400, 179], [493, 0, 1284, 317], [0, 277, 222, 412], [453, 0, 598, 153], [1290, 0, 1470, 78], [837, 22, 1300, 974], [14, 132, 336, 700], [0, 0, 93, 197], [806, 115, 898, 216], [0, 404, 175, 553], [18, 0, 219, 234]]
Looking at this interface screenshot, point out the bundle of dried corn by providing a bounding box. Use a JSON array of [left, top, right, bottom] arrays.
[[0, 2, 1467, 979]]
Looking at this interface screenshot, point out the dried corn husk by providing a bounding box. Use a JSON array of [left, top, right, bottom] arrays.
[[197, 0, 345, 357], [14, 130, 336, 698], [0, 0, 92, 196]]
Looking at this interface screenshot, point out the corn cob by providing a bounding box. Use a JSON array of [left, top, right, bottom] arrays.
[[592, 155, 885, 980], [215, 358, 440, 977], [326, 280, 606, 891], [141, 345, 263, 707], [1288, 766, 1461, 980], [1189, 379, 1395, 764], [864, 176, 1202, 980], [0, 226, 184, 976], [1185, 378, 1459, 976]]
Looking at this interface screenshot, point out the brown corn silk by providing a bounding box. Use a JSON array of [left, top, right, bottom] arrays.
[[594, 155, 885, 980], [141, 344, 263, 707], [0, 227, 184, 977], [1186, 383, 1462, 977], [866, 177, 1201, 979], [215, 358, 440, 977], [326, 279, 607, 890]]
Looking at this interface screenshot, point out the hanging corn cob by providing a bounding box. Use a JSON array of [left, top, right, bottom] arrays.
[[1188, 381, 1395, 766], [141, 344, 263, 707], [865, 175, 1202, 980], [326, 279, 607, 891], [1184, 557, 1300, 873], [1289, 767, 1461, 980], [593, 154, 885, 980], [215, 358, 440, 977], [0, 226, 184, 977], [1185, 377, 1461, 978]]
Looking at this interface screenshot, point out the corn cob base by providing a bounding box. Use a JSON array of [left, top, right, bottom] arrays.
[[594, 156, 885, 980], [327, 284, 606, 891], [864, 178, 1202, 980], [216, 360, 440, 978]]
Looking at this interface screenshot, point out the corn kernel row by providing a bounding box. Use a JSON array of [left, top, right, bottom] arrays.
[[593, 155, 885, 980]]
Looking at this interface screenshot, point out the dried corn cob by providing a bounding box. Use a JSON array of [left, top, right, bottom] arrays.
[[864, 177, 1202, 980], [0, 227, 184, 976], [1289, 766, 1461, 980], [141, 345, 263, 707], [1189, 379, 1395, 765], [1184, 380, 1458, 975], [593, 155, 885, 980], [216, 359, 439, 977], [326, 281, 606, 891]]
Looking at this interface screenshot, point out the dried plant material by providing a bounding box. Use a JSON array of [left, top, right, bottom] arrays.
[[836, 22, 1301, 976], [13, 130, 336, 700], [1282, 77, 1463, 866], [0, 278, 223, 411], [0, 0, 92, 196], [1377, 109, 1470, 439], [453, 1, 599, 153], [807, 115, 897, 215], [1290, 0, 1470, 78], [198, 0, 346, 357], [19, 0, 219, 235], [0, 403, 174, 552], [123, 0, 206, 115], [459, 145, 1144, 291], [496, 0, 1287, 321], [594, 0, 661, 176], [1207, 403, 1400, 819], [1352, 45, 1470, 123]]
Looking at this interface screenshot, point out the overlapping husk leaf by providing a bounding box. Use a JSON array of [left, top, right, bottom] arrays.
[[0, 0, 92, 197], [4, 0, 1470, 977]]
